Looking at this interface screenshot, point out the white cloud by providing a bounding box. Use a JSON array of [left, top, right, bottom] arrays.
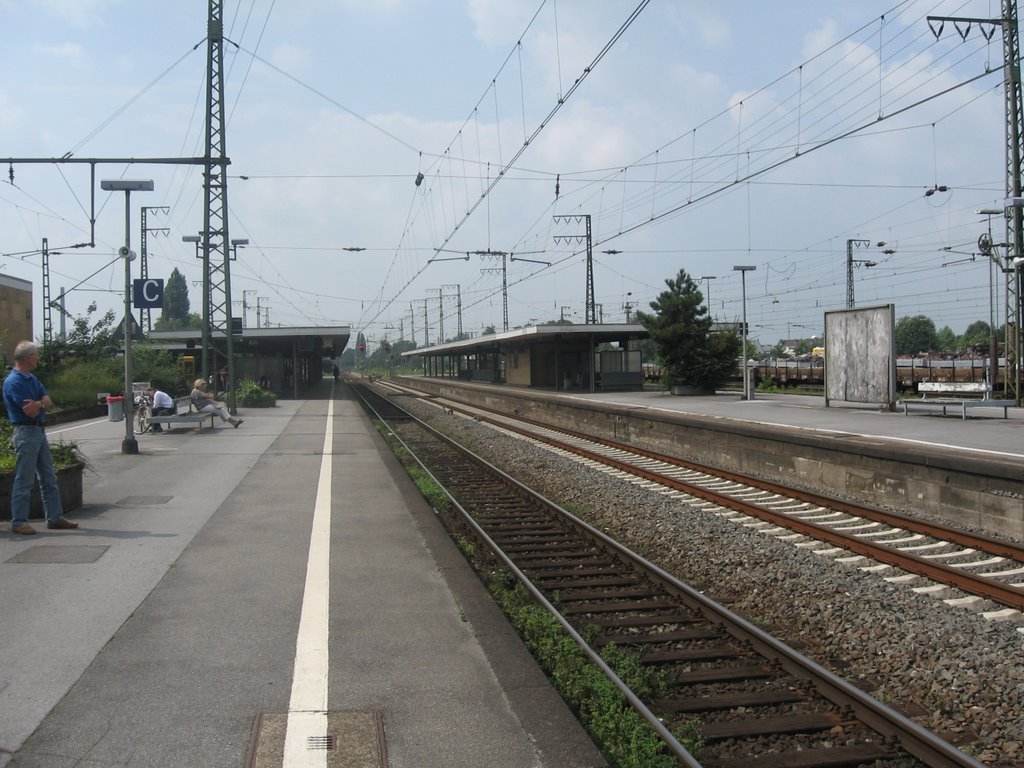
[[268, 43, 313, 76]]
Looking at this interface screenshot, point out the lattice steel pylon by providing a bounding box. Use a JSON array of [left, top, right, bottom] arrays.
[[201, 0, 236, 410], [1002, 0, 1023, 404], [553, 215, 595, 324], [41, 238, 52, 351], [140, 206, 169, 333], [928, 2, 1023, 403]]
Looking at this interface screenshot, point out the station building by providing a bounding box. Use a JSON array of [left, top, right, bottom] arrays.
[[0, 274, 34, 367]]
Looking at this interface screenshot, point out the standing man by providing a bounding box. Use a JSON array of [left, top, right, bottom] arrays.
[[3, 341, 79, 534]]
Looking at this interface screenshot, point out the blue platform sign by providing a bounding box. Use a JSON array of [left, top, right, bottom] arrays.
[[133, 278, 164, 308]]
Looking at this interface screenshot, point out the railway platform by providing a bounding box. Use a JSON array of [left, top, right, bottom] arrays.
[[560, 388, 1024, 460], [0, 382, 605, 768]]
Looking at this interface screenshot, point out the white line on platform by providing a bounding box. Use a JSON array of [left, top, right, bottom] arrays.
[[283, 395, 335, 768]]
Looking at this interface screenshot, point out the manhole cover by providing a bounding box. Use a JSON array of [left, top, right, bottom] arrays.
[[246, 710, 387, 768], [7, 545, 110, 564]]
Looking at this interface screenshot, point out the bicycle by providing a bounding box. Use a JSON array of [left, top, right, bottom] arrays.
[[133, 390, 152, 435]]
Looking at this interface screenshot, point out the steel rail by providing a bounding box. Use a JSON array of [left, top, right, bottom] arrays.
[[426, 398, 1024, 611], [352, 385, 702, 767], [357, 381, 987, 768]]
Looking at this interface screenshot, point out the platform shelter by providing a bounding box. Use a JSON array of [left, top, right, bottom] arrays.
[[401, 323, 649, 392], [149, 325, 349, 398]]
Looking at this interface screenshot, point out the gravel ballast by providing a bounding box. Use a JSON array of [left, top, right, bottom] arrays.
[[394, 394, 1024, 767]]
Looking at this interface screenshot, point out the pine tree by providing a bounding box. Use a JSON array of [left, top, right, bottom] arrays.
[[635, 268, 741, 390], [156, 268, 192, 331]]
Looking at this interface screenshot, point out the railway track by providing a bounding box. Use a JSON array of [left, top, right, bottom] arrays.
[[353, 381, 987, 768], [380, 380, 1024, 618]]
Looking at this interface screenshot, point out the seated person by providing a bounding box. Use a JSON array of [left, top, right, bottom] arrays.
[[147, 386, 174, 433], [190, 379, 243, 428]]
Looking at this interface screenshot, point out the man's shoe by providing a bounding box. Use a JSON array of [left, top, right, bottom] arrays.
[[11, 523, 36, 535], [46, 517, 79, 530]]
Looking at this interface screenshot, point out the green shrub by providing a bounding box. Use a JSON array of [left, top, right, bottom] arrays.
[[0, 420, 89, 472], [45, 346, 187, 406], [236, 378, 277, 407], [48, 359, 122, 408]]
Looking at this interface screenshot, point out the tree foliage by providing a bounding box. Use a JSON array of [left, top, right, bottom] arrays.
[[960, 320, 991, 349], [635, 268, 741, 389], [894, 315, 937, 355], [154, 268, 202, 331]]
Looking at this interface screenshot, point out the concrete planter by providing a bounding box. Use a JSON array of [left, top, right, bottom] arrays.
[[0, 463, 84, 520]]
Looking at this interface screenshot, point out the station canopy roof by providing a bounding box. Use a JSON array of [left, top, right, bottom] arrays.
[[149, 325, 350, 356], [401, 323, 648, 357]]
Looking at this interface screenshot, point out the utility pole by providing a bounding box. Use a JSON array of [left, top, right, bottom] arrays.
[[41, 238, 53, 353], [554, 214, 595, 323], [428, 288, 443, 343], [201, 0, 237, 411], [255, 297, 269, 328], [442, 283, 462, 338], [408, 303, 416, 346], [140, 206, 169, 332], [845, 238, 872, 309], [472, 250, 509, 331], [699, 275, 717, 318], [929, 1, 1023, 403], [242, 289, 256, 328], [419, 299, 430, 346]]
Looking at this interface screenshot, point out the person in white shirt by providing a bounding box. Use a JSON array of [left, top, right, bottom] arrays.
[[147, 386, 174, 433]]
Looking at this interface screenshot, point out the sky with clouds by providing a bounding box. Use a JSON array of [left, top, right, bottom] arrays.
[[0, 0, 1016, 349]]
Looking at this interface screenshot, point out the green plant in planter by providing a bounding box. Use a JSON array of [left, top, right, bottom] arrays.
[[236, 378, 277, 407], [0, 420, 90, 472]]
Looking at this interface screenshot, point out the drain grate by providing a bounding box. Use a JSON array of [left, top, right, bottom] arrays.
[[306, 735, 336, 750]]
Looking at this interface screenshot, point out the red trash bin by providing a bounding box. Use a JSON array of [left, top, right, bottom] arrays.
[[106, 395, 125, 422]]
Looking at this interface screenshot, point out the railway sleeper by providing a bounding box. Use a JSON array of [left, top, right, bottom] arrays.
[[523, 564, 622, 577], [509, 550, 610, 562], [489, 537, 579, 549], [560, 598, 679, 615], [533, 575, 644, 589], [700, 742, 900, 768], [595, 627, 722, 646], [499, 540, 588, 553], [653, 687, 807, 713], [700, 711, 855, 741], [641, 645, 744, 664], [584, 612, 704, 628], [555, 586, 660, 601], [669, 663, 779, 685]]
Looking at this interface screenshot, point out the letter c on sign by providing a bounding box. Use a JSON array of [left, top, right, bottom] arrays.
[[133, 278, 164, 308]]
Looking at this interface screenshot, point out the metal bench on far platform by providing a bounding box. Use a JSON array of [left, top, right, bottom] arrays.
[[146, 396, 216, 431], [897, 381, 1015, 420]]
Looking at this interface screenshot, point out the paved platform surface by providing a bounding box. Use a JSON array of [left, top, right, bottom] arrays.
[[0, 383, 605, 768], [561, 389, 1024, 462]]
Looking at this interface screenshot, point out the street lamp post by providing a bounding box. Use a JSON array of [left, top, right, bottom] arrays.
[[101, 179, 154, 455], [733, 265, 756, 401]]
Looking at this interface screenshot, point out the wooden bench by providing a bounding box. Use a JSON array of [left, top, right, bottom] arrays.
[[897, 382, 1015, 420], [146, 396, 216, 431]]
